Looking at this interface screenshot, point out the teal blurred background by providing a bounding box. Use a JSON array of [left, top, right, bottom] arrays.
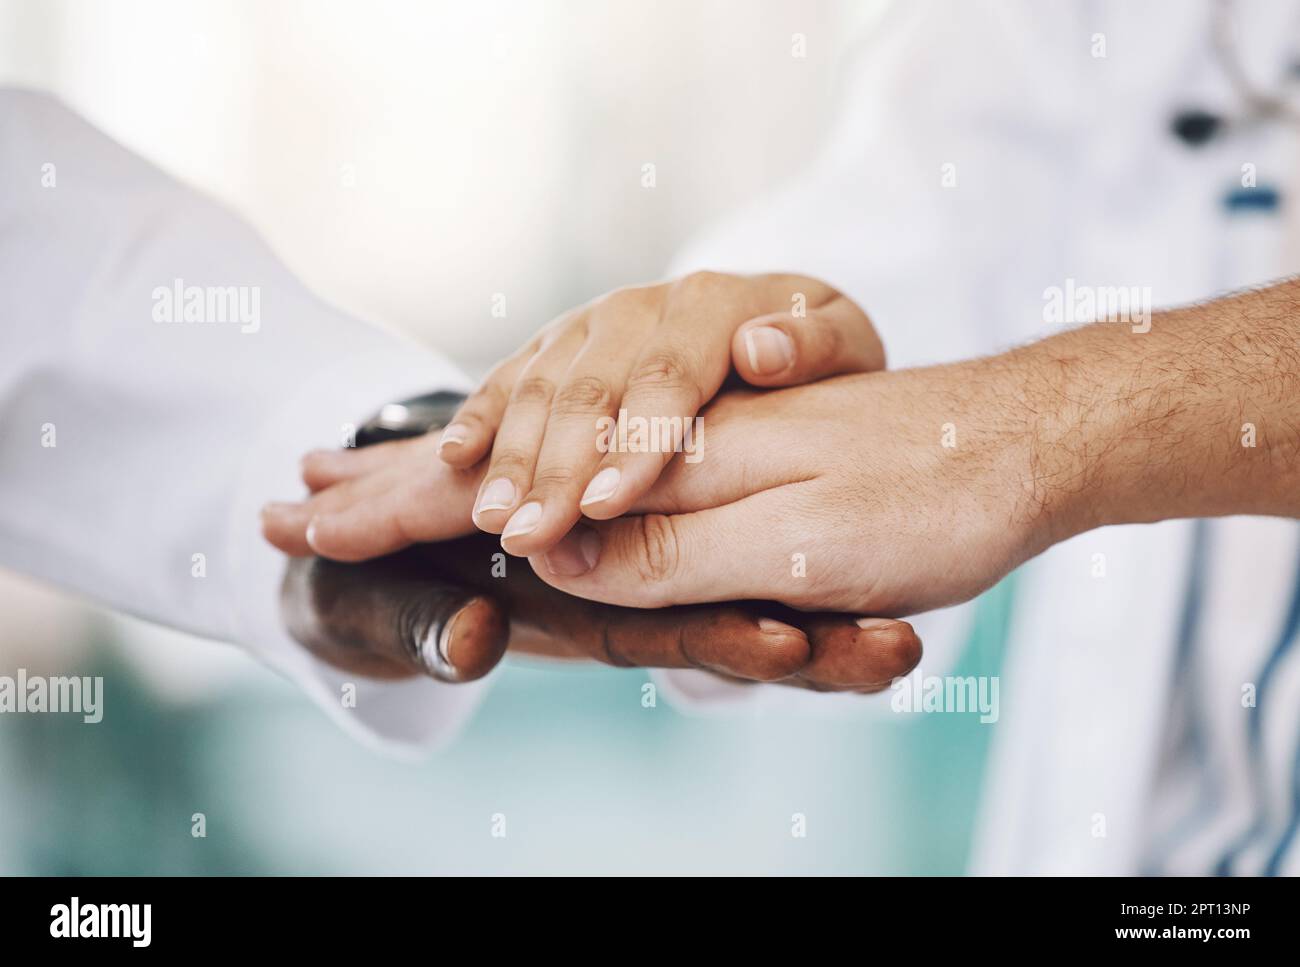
[[0, 580, 1012, 875]]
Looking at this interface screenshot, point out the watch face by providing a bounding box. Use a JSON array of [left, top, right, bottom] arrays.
[[356, 391, 466, 447]]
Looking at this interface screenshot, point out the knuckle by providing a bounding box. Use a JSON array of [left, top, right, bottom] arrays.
[[529, 466, 576, 491], [674, 270, 731, 300], [627, 350, 694, 395], [745, 635, 810, 682], [595, 624, 633, 668], [629, 513, 681, 585], [488, 447, 532, 476], [551, 375, 615, 416], [786, 273, 835, 304], [511, 376, 556, 406]]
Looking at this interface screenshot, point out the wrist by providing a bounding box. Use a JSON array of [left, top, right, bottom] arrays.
[[980, 353, 1090, 558], [1007, 283, 1300, 537], [922, 343, 1130, 562], [1004, 338, 1128, 544], [900, 355, 1070, 566], [1001, 324, 1189, 544]]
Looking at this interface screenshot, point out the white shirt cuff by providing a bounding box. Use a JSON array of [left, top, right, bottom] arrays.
[[225, 341, 489, 757]]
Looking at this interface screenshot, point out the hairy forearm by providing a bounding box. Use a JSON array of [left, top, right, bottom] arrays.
[[1007, 278, 1300, 541]]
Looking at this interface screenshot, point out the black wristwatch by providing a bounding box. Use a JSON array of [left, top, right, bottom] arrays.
[[354, 390, 466, 448]]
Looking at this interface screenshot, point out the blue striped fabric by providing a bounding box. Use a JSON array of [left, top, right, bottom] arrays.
[[1212, 546, 1300, 875], [1142, 520, 1213, 873]]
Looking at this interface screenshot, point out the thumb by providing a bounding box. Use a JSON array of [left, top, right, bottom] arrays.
[[732, 294, 884, 387], [528, 488, 797, 609], [280, 553, 508, 683]]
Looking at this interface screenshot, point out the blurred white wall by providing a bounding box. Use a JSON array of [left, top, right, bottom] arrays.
[[0, 0, 881, 364], [0, 0, 883, 685]]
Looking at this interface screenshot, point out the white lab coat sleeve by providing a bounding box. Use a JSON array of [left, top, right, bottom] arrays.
[[660, 0, 1014, 371], [0, 88, 483, 755]]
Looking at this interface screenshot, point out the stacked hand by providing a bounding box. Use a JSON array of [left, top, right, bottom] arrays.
[[264, 272, 883, 561], [279, 534, 922, 692], [268, 271, 924, 691], [267, 273, 1300, 688], [267, 365, 1039, 621]]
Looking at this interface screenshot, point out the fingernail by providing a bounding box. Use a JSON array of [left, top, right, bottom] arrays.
[[501, 501, 543, 540], [855, 617, 887, 629], [743, 326, 795, 375], [475, 477, 515, 515], [434, 596, 507, 683], [544, 526, 601, 576], [438, 424, 469, 453], [580, 467, 621, 506], [305, 515, 322, 550], [421, 608, 462, 682], [758, 617, 801, 637]]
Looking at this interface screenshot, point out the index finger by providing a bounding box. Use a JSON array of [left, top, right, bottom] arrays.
[[577, 273, 836, 521]]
